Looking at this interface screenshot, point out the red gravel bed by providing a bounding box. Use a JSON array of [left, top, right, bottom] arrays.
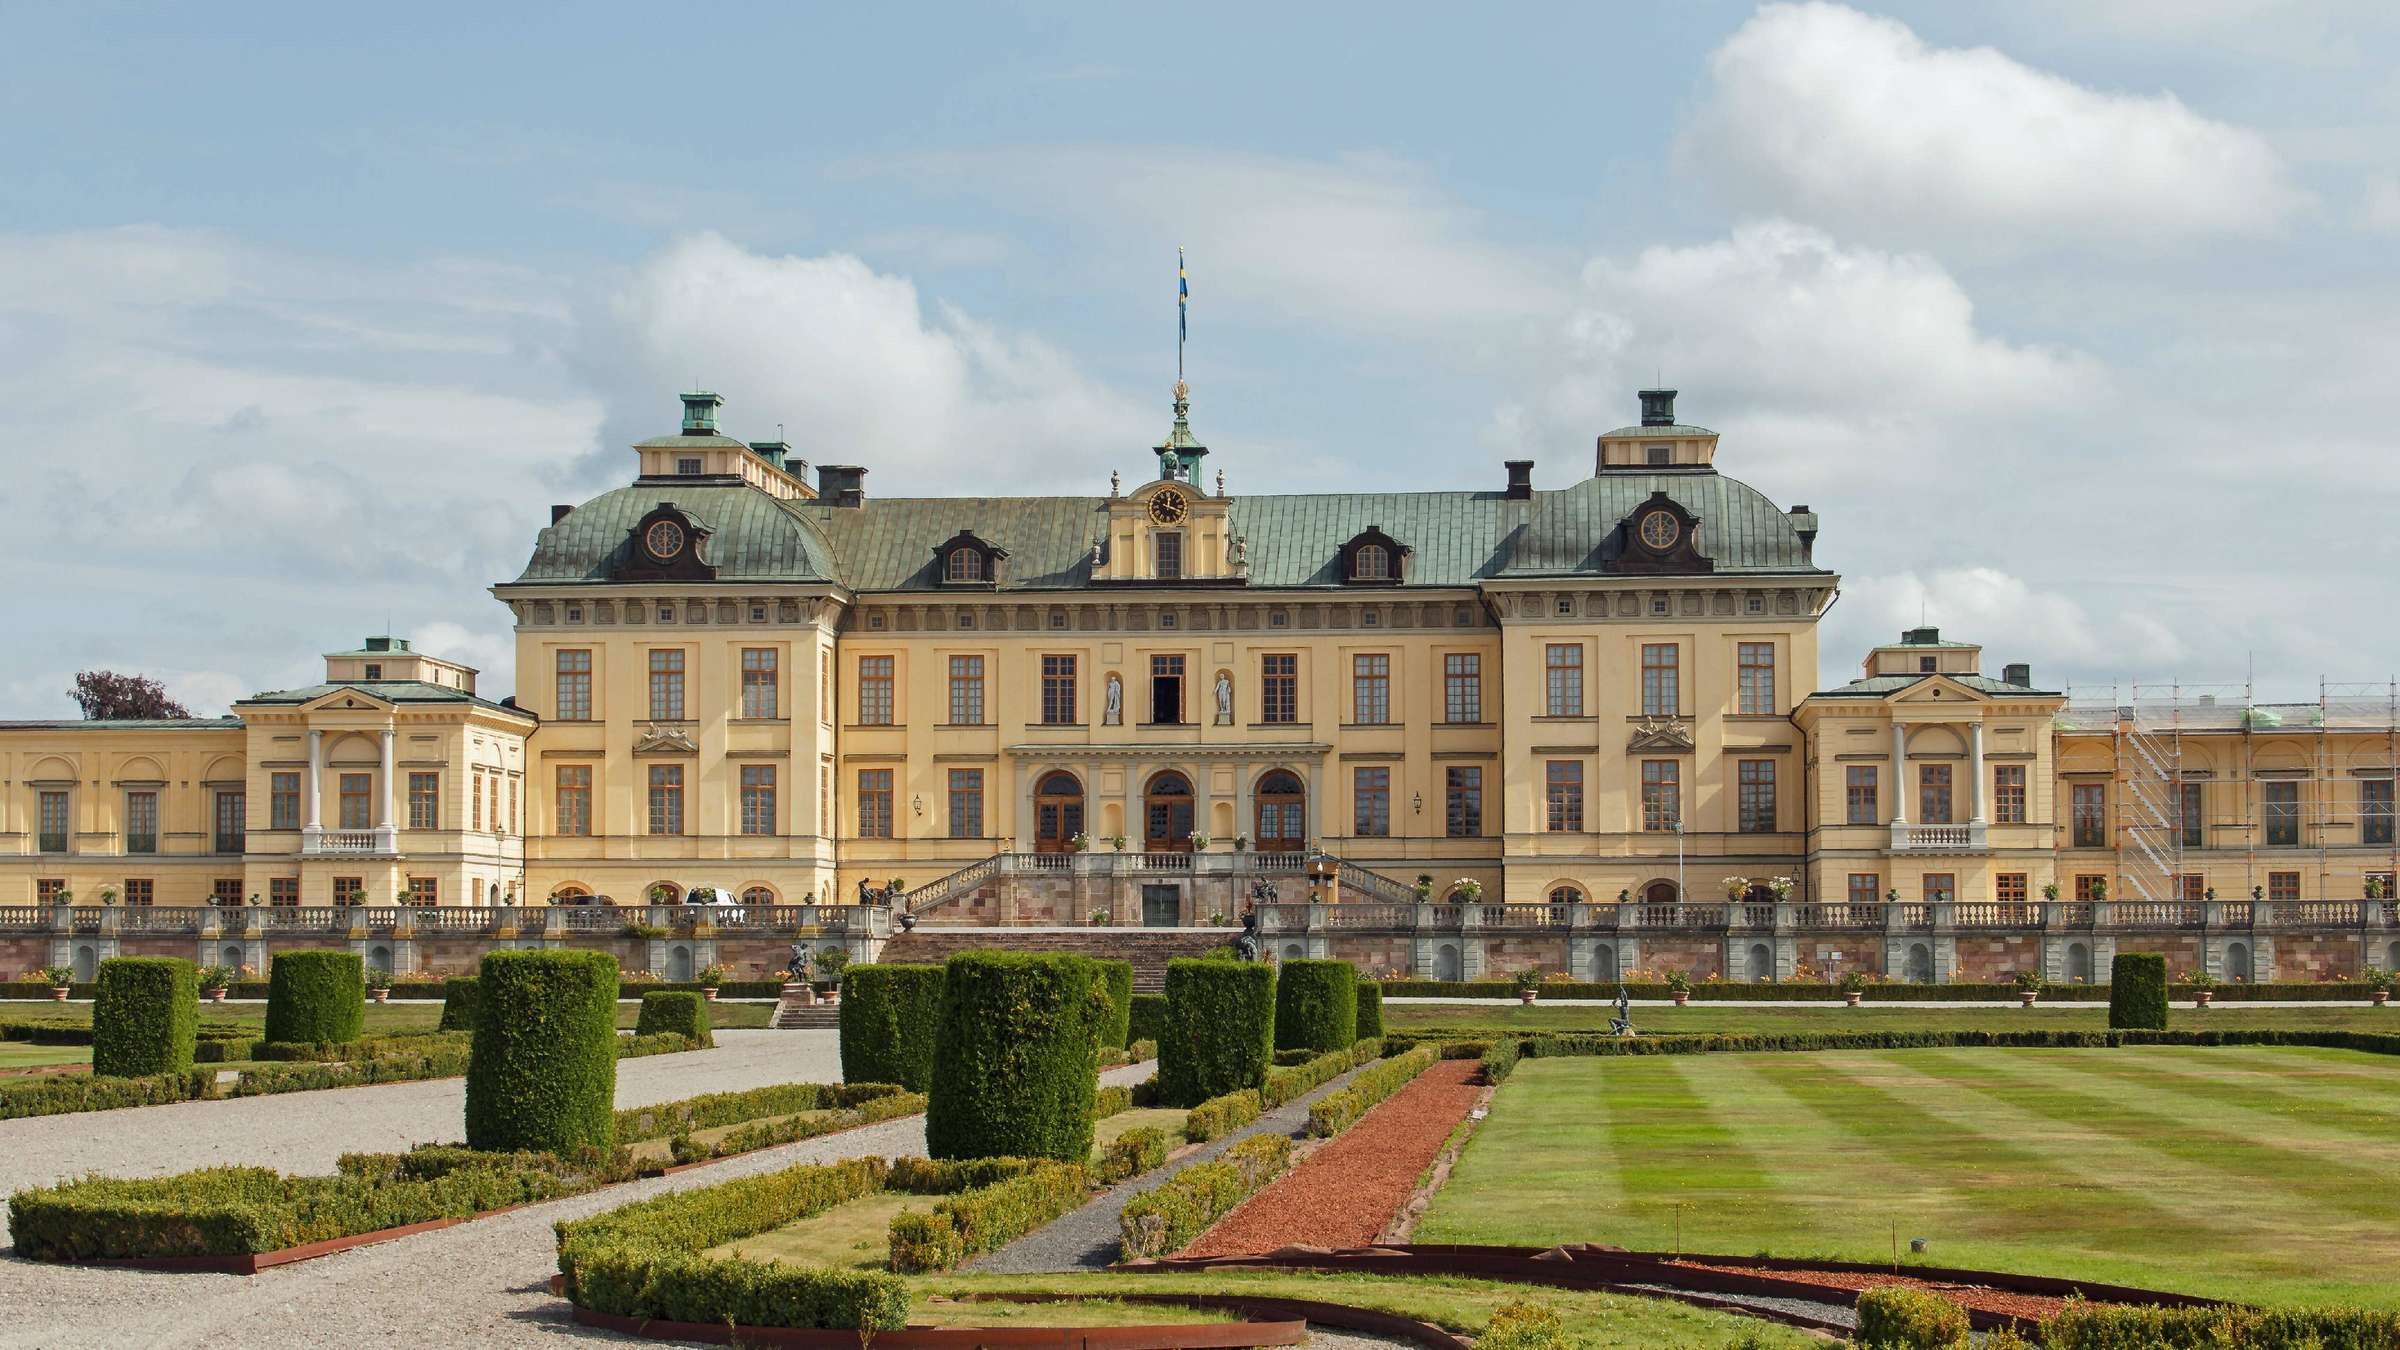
[[1672, 1260, 2068, 1322], [1180, 1059, 1483, 1258]]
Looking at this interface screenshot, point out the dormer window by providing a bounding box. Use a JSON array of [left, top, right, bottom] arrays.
[[1355, 545, 1391, 580], [946, 548, 984, 582], [1339, 526, 1411, 586], [1646, 446, 1671, 466], [931, 529, 1006, 587]]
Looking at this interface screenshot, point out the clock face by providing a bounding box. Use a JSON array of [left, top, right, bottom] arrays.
[[645, 519, 686, 559], [1637, 509, 1680, 551], [1148, 490, 1187, 525]]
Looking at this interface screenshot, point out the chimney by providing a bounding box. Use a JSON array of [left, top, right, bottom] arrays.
[[748, 440, 789, 472], [678, 390, 723, 435], [550, 504, 573, 525], [1639, 388, 1678, 427], [1788, 504, 1818, 561], [2002, 662, 2031, 687], [1504, 460, 1534, 500], [818, 465, 868, 507]]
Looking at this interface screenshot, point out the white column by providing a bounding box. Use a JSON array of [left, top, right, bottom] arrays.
[[1967, 721, 1987, 825], [1890, 722, 1909, 824], [376, 728, 398, 853], [303, 728, 325, 847]]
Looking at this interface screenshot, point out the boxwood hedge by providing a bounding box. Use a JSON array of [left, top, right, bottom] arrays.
[[436, 977, 479, 1032], [2110, 952, 2169, 1030], [1354, 981, 1385, 1038], [263, 950, 365, 1047], [1273, 959, 1356, 1053], [1158, 957, 1275, 1107], [465, 949, 620, 1153], [1855, 1287, 1969, 1349], [1098, 959, 1135, 1049], [1127, 992, 1167, 1047], [1118, 1132, 1291, 1260], [838, 963, 945, 1092], [924, 952, 1105, 1163], [632, 990, 712, 1048], [91, 956, 197, 1078]]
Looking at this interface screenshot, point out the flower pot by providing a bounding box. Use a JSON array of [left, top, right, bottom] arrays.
[[1518, 991, 1537, 1006], [2195, 990, 2214, 1007], [50, 986, 70, 1002], [1845, 990, 1863, 1007], [2018, 991, 2038, 1007], [1672, 991, 1690, 1006], [371, 988, 389, 1004], [208, 987, 227, 1003], [2376, 990, 2390, 1007], [703, 987, 720, 1002]]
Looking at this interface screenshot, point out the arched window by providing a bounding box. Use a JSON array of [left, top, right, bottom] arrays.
[[1355, 544, 1390, 580], [646, 880, 683, 905], [741, 885, 777, 906], [946, 547, 984, 582], [1548, 885, 1583, 906], [552, 883, 592, 905]]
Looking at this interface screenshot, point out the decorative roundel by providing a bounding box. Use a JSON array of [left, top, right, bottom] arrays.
[[1636, 509, 1680, 551], [644, 519, 686, 559], [1148, 489, 1188, 525]]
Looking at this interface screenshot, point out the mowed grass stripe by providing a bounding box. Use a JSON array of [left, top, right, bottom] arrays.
[[2097, 1047, 2400, 1141], [1908, 1049, 2400, 1222], [1416, 1057, 1627, 1240], [1603, 1056, 1778, 1205]]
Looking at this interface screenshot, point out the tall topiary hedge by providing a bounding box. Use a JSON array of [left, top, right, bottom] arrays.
[[1098, 960, 1134, 1049], [840, 963, 946, 1091], [1159, 958, 1276, 1107], [1274, 959, 1357, 1053], [925, 952, 1105, 1162], [1127, 992, 1167, 1048], [91, 957, 197, 1078], [264, 950, 365, 1046], [1355, 981, 1385, 1039], [437, 977, 479, 1032], [465, 949, 620, 1153], [633, 990, 713, 1047], [2110, 952, 2169, 1030]]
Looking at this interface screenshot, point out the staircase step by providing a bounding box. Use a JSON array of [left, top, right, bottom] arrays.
[[879, 928, 1234, 992]]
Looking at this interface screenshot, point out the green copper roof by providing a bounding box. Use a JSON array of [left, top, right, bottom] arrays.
[[1808, 673, 2059, 699], [1599, 423, 1716, 438], [514, 484, 837, 585], [236, 681, 534, 719], [0, 718, 242, 731]]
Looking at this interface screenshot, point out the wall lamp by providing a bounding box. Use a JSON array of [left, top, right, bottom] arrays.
[[912, 794, 924, 817]]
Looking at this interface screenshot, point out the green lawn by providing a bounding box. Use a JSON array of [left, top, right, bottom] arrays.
[[1418, 1047, 2400, 1308], [1388, 1000, 2400, 1038], [0, 999, 772, 1032], [715, 1190, 933, 1270], [1096, 1107, 1187, 1149], [0, 1042, 88, 1070]]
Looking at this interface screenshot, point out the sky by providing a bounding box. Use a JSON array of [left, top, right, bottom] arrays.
[[3, 1, 2397, 715]]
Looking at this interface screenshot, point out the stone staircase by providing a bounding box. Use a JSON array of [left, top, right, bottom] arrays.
[[770, 982, 841, 1029], [877, 928, 1237, 992]]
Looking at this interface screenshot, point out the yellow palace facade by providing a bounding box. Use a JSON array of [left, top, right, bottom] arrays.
[[5, 387, 2396, 985]]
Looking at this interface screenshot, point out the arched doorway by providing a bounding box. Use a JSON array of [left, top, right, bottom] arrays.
[[1254, 770, 1306, 853], [1281, 942, 1306, 963], [1904, 942, 1934, 984], [1034, 771, 1085, 853], [2225, 941, 2253, 983], [1748, 942, 1774, 983], [2066, 941, 2092, 983], [1144, 771, 1195, 851], [665, 943, 694, 982], [1590, 943, 1618, 983], [1434, 943, 1462, 981], [72, 944, 98, 982], [2387, 940, 2400, 972]]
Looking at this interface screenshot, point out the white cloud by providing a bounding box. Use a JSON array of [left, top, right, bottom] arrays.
[[1681, 3, 2309, 251], [1830, 567, 2188, 689]]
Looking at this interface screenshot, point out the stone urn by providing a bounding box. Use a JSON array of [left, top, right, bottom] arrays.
[[208, 987, 228, 1004], [2019, 990, 2038, 1008], [1845, 990, 1863, 1007], [49, 985, 69, 1002], [703, 986, 721, 1002], [1518, 990, 1537, 1006], [2375, 989, 2390, 1007], [371, 987, 390, 1004], [1671, 990, 1691, 1007], [2195, 989, 2214, 1008]]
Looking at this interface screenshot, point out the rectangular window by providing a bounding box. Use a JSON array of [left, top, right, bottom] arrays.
[[2180, 782, 2206, 848], [858, 769, 893, 839], [1545, 761, 1584, 832], [1155, 532, 1183, 579], [331, 876, 361, 905], [1737, 759, 1776, 833], [2264, 781, 2300, 846], [1997, 873, 2028, 909], [213, 791, 245, 854], [407, 772, 439, 830], [740, 765, 777, 836], [2176, 873, 2205, 903], [648, 648, 686, 720], [1848, 873, 1880, 907], [1641, 760, 1681, 832], [39, 790, 70, 853], [741, 648, 780, 719], [1544, 643, 1583, 716], [647, 765, 684, 836], [2074, 874, 2105, 902], [1919, 765, 1954, 827], [1444, 766, 1483, 838], [125, 791, 157, 854], [212, 878, 241, 905], [472, 771, 484, 832], [2367, 779, 2396, 847], [821, 650, 832, 724], [339, 773, 372, 830], [1261, 654, 1298, 724], [270, 773, 299, 831], [37, 878, 66, 904], [1041, 654, 1078, 725], [1737, 642, 1776, 715], [1443, 653, 1481, 723], [1846, 766, 1879, 825], [556, 766, 591, 837], [269, 877, 299, 907], [406, 877, 437, 905], [123, 878, 152, 906], [1150, 654, 1184, 724], [1641, 643, 1680, 716], [1993, 765, 2027, 825], [820, 762, 832, 837], [1351, 654, 1390, 724], [1924, 873, 1955, 904], [949, 655, 986, 725], [2071, 783, 2107, 847], [948, 768, 983, 839], [554, 649, 592, 721], [2269, 870, 2300, 902], [859, 656, 894, 725], [1353, 767, 1390, 837], [508, 777, 518, 835]]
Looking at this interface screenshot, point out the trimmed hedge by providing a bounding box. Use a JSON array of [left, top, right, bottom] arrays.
[[838, 963, 945, 1092], [1856, 1287, 1969, 1348], [663, 1090, 925, 1167], [466, 949, 621, 1154], [1309, 1043, 1438, 1137], [925, 952, 1106, 1163], [1095, 1126, 1173, 1185], [91, 957, 198, 1078], [1478, 1301, 1573, 1350], [1098, 959, 1135, 1049], [633, 990, 713, 1048], [1127, 992, 1167, 1047], [1274, 959, 1358, 1054], [2111, 952, 2169, 1030], [1183, 1088, 1263, 1143], [263, 950, 366, 1047], [437, 978, 480, 1032], [617, 1081, 909, 1145], [2040, 1303, 2400, 1348], [885, 1160, 1088, 1273], [1263, 1037, 1384, 1108], [1159, 958, 1276, 1107], [1479, 1037, 1522, 1084], [1355, 981, 1385, 1038], [1381, 978, 2119, 1002], [1119, 1132, 1292, 1260]]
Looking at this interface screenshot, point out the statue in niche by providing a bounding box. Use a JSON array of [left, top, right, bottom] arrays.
[[1103, 672, 1123, 726], [1214, 670, 1234, 725], [1229, 534, 1248, 567]]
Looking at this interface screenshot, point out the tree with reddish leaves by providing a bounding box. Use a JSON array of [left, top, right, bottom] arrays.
[[70, 671, 192, 721]]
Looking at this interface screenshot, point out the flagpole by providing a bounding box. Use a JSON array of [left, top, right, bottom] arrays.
[[1177, 246, 1185, 385]]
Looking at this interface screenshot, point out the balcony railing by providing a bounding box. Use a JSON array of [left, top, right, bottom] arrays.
[[126, 835, 157, 855], [1889, 821, 1987, 852], [302, 830, 387, 856], [38, 834, 67, 854]]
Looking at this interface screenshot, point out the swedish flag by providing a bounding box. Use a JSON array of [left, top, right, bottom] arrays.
[[1178, 246, 1188, 341]]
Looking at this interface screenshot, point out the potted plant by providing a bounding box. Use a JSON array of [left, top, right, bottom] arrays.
[[1452, 878, 1484, 904], [886, 878, 904, 896], [1414, 874, 1435, 903], [647, 882, 678, 907], [346, 887, 367, 908], [50, 888, 72, 907], [2366, 966, 2393, 1007], [1189, 833, 1212, 852], [1768, 876, 1795, 901], [2014, 969, 2041, 1007], [1666, 969, 1693, 1006], [1069, 831, 1091, 853], [1109, 834, 1128, 852], [2041, 881, 2061, 903], [97, 885, 119, 907], [1722, 876, 1750, 902], [697, 964, 726, 1001], [814, 947, 849, 999], [2089, 879, 2108, 904], [367, 969, 393, 1003], [1839, 969, 1867, 1006], [2369, 876, 2387, 902], [1233, 834, 1251, 852], [199, 965, 234, 1003], [40, 964, 74, 1000], [1088, 906, 1113, 928], [2181, 969, 2215, 1008], [1515, 967, 1543, 1005]]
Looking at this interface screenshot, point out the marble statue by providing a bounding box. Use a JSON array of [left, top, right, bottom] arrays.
[[1103, 672, 1123, 725], [1214, 670, 1233, 725]]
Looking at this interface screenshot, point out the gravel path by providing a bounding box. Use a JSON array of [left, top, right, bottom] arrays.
[[965, 1064, 1372, 1275], [1, 1058, 1155, 1349]]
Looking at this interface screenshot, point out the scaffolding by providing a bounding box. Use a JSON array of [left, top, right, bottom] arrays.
[[2060, 680, 2400, 903]]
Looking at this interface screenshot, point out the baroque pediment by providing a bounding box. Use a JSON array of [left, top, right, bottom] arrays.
[[1628, 716, 1695, 753], [632, 723, 700, 755]]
